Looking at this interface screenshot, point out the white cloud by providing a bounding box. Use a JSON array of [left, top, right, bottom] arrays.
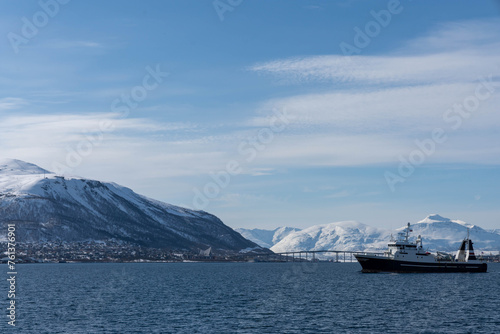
[[1, 112, 193, 131], [45, 40, 105, 49], [250, 50, 499, 87], [0, 97, 28, 110], [2, 19, 500, 207], [402, 20, 500, 52], [251, 20, 500, 86], [245, 19, 500, 169], [0, 112, 203, 176], [251, 82, 500, 130]]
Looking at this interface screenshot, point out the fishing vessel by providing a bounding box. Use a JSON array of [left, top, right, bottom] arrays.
[[354, 223, 487, 273]]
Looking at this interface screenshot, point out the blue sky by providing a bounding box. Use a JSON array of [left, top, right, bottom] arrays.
[[1, 0, 500, 230]]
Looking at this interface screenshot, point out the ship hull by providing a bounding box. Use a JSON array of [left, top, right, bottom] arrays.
[[355, 255, 487, 273]]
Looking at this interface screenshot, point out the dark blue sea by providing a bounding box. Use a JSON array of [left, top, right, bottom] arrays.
[[2, 262, 499, 333]]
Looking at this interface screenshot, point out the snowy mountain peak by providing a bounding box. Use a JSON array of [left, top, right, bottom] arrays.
[[416, 214, 474, 228], [270, 215, 500, 253], [0, 159, 257, 251], [0, 159, 52, 176], [271, 221, 391, 253], [236, 226, 301, 248], [424, 214, 450, 222]]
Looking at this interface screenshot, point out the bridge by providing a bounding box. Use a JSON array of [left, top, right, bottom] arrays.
[[251, 250, 384, 263]]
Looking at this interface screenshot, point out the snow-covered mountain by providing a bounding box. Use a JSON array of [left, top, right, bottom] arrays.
[[0, 159, 258, 251], [271, 214, 500, 253], [402, 214, 500, 251], [236, 226, 301, 248], [489, 229, 500, 235], [271, 221, 390, 253]]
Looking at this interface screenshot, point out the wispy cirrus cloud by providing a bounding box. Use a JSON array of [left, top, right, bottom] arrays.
[[45, 39, 105, 49], [0, 113, 195, 135], [250, 52, 499, 86], [245, 19, 500, 172], [250, 19, 500, 86], [249, 81, 500, 131], [0, 97, 28, 110], [3, 20, 499, 187], [402, 20, 500, 52], [0, 112, 199, 169]]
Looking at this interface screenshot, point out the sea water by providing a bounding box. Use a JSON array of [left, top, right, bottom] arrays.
[[2, 262, 499, 333]]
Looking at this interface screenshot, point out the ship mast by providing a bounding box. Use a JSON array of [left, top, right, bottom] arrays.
[[405, 222, 410, 242]]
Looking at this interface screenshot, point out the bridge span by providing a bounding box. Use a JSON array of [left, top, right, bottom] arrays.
[[253, 250, 384, 263]]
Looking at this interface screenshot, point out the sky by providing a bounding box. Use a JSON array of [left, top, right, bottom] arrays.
[[1, 0, 500, 230]]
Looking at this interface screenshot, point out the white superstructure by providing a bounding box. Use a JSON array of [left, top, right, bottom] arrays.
[[383, 223, 435, 263]]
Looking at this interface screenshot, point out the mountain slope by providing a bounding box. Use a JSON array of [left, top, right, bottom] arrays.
[[404, 214, 500, 251], [236, 226, 301, 248], [271, 214, 500, 253], [0, 159, 258, 251], [490, 229, 500, 235], [271, 221, 390, 253]]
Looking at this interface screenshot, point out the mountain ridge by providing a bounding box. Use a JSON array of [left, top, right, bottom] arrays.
[[268, 215, 500, 253], [236, 226, 301, 249], [0, 159, 259, 252]]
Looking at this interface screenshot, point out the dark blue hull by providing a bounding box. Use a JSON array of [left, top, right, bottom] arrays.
[[355, 255, 487, 273]]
